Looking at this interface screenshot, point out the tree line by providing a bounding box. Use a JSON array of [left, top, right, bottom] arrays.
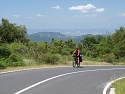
[[0, 18, 125, 69]]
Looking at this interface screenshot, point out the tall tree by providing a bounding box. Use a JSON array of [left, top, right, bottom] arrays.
[[112, 27, 125, 58], [0, 18, 29, 44]]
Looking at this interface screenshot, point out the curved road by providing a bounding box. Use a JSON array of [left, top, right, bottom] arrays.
[[0, 66, 125, 94]]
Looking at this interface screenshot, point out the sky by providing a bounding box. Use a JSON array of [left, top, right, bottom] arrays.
[[0, 0, 125, 31]]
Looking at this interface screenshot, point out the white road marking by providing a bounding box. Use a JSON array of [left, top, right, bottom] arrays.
[[14, 68, 125, 94], [103, 76, 125, 94], [109, 88, 115, 94]]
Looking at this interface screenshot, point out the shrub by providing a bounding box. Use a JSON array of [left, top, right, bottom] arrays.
[[8, 42, 28, 57], [103, 53, 115, 64], [0, 45, 11, 58], [7, 61, 25, 67], [0, 60, 7, 69], [43, 53, 60, 65], [6, 54, 25, 67]]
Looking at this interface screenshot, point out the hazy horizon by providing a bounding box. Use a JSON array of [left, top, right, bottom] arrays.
[[27, 28, 116, 36]]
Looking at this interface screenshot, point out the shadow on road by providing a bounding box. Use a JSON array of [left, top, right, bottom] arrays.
[[73, 66, 84, 68]]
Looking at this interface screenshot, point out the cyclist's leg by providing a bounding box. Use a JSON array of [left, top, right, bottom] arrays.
[[73, 57, 76, 67], [76, 57, 79, 67], [74, 57, 77, 66], [77, 56, 80, 67]]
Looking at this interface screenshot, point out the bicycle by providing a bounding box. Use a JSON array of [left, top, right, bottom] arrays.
[[72, 56, 80, 67]]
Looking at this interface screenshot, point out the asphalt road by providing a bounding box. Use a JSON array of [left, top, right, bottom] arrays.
[[0, 66, 125, 94]]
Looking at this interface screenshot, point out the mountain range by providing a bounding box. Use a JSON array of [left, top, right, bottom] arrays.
[[27, 32, 96, 43], [27, 28, 115, 36], [27, 29, 113, 43]]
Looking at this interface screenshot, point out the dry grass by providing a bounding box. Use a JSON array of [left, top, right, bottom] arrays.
[[68, 60, 111, 66], [81, 61, 111, 65], [0, 60, 124, 73], [0, 64, 69, 72]]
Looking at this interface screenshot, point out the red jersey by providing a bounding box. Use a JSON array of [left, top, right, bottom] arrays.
[[75, 49, 79, 55]]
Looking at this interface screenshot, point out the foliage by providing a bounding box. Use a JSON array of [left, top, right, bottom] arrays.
[[0, 59, 7, 69], [5, 54, 25, 67], [0, 18, 29, 44], [7, 42, 28, 57], [42, 53, 60, 65], [82, 27, 125, 64], [0, 18, 125, 69], [112, 27, 125, 58], [0, 45, 11, 58], [103, 53, 115, 64]]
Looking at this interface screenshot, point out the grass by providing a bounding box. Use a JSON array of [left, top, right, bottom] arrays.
[[0, 60, 111, 72], [112, 78, 125, 94], [0, 63, 69, 72]]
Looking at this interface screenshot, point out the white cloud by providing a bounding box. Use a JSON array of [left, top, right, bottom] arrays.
[[35, 14, 48, 18], [69, 4, 105, 13], [52, 6, 62, 10], [120, 13, 125, 16], [36, 14, 44, 17], [69, 4, 96, 12], [13, 15, 20, 18], [94, 8, 105, 12]]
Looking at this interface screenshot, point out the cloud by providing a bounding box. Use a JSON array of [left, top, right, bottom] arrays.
[[13, 15, 20, 18], [120, 13, 125, 16], [69, 4, 96, 12], [52, 6, 62, 10], [69, 4, 105, 13], [36, 14, 44, 17], [94, 8, 105, 12], [35, 14, 48, 18]]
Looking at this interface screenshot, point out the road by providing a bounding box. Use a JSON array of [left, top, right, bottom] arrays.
[[0, 66, 125, 94]]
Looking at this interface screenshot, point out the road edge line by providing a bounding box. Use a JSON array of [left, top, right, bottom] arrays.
[[103, 76, 125, 94]]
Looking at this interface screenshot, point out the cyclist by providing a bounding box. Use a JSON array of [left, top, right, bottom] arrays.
[[73, 47, 81, 67]]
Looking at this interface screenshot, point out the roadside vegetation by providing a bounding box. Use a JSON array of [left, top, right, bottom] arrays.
[[112, 78, 125, 94], [0, 18, 125, 70]]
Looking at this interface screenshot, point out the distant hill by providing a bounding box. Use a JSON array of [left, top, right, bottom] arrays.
[[28, 32, 71, 43], [27, 32, 95, 43], [27, 28, 115, 36], [27, 28, 113, 43]]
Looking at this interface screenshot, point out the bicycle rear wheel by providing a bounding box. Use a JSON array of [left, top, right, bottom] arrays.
[[72, 60, 76, 67]]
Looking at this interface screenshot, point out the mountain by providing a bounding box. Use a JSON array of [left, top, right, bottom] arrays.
[[27, 32, 94, 43], [27, 28, 110, 43], [27, 28, 114, 42], [28, 32, 71, 43], [27, 28, 115, 36]]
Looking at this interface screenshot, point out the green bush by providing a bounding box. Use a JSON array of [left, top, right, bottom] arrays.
[[8, 42, 28, 58], [103, 53, 115, 64], [43, 53, 60, 65], [7, 61, 25, 67], [6, 54, 25, 67], [0, 45, 11, 58], [0, 60, 7, 69]]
